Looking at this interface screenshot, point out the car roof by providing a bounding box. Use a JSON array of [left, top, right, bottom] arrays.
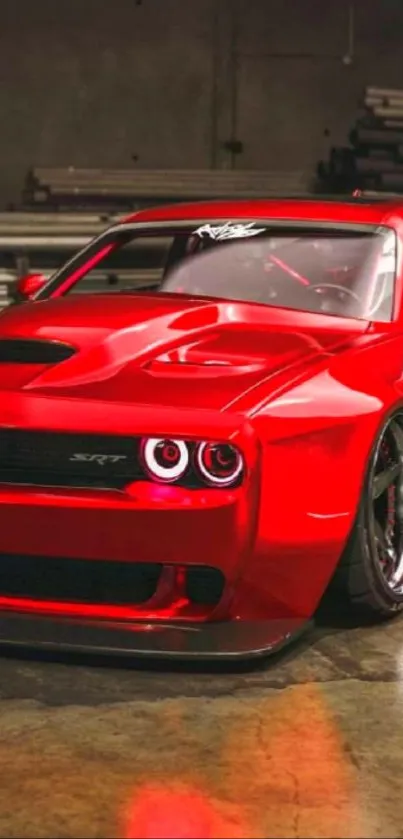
[[121, 197, 403, 230]]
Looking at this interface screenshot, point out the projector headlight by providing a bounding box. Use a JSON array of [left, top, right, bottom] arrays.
[[141, 438, 189, 483], [195, 442, 244, 487]]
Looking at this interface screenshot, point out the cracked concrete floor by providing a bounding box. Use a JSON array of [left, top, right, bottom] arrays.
[[1, 616, 403, 838]]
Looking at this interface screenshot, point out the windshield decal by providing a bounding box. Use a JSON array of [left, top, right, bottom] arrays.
[[194, 221, 266, 240]]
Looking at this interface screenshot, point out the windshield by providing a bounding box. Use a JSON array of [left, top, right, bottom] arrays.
[[36, 221, 397, 322]]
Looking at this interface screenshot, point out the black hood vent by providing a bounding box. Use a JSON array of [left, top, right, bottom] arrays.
[[0, 339, 76, 364]]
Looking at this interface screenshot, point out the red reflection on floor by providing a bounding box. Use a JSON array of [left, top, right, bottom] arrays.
[[222, 684, 362, 835], [123, 782, 249, 839]]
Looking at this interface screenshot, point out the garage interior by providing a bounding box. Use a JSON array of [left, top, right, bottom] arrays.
[[1, 1, 403, 837]]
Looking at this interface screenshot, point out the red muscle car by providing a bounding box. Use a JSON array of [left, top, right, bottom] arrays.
[[0, 195, 402, 659]]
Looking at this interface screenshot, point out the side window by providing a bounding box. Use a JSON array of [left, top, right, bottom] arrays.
[[66, 235, 173, 296], [368, 231, 397, 321], [162, 233, 197, 279]]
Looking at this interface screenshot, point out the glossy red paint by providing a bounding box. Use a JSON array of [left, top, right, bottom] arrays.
[[16, 272, 47, 300], [124, 196, 403, 228], [1, 196, 403, 658]]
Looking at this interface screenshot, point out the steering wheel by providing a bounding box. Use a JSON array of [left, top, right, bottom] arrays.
[[306, 282, 361, 305]]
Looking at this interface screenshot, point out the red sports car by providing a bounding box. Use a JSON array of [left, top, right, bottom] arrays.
[[0, 196, 402, 659]]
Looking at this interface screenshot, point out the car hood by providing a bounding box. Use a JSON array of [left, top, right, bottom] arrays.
[[0, 294, 369, 412]]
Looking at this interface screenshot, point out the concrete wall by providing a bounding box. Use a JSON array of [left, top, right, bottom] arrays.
[[1, 0, 403, 203]]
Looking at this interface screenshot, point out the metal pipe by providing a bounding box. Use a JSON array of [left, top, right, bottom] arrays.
[[373, 107, 403, 120], [366, 86, 403, 100], [25, 170, 309, 203], [365, 96, 403, 109], [380, 173, 403, 190], [0, 236, 95, 250], [0, 212, 113, 224], [351, 127, 403, 147], [355, 158, 403, 175], [30, 168, 307, 187]]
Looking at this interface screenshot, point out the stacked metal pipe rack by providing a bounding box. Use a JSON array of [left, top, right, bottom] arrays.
[[23, 167, 309, 211], [318, 86, 403, 194]]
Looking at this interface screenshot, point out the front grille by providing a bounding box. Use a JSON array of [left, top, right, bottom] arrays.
[[0, 554, 162, 604], [0, 339, 76, 364], [0, 430, 143, 489]]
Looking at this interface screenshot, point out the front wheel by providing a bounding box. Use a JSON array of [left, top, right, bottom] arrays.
[[334, 413, 403, 618]]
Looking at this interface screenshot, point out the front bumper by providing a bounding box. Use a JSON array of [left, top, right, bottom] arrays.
[[0, 466, 274, 659], [0, 610, 308, 660], [0, 398, 329, 659]]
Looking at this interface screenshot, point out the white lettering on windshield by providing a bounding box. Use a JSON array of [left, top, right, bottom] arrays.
[[194, 222, 266, 240]]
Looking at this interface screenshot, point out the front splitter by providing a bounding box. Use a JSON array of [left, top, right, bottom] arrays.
[[0, 610, 309, 661]]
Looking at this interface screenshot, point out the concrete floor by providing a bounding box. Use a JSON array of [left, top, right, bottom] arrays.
[[0, 611, 403, 839]]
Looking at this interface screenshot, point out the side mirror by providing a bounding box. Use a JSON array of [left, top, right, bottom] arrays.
[[11, 273, 47, 303]]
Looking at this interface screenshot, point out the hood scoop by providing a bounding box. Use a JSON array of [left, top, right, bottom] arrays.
[[0, 339, 76, 364]]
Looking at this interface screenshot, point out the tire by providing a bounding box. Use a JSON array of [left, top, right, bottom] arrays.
[[333, 412, 403, 619]]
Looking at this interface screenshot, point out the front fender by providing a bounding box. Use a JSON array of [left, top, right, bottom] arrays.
[[243, 367, 401, 620]]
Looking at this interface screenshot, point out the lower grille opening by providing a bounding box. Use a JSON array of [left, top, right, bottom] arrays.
[[185, 566, 225, 606], [0, 555, 162, 605]]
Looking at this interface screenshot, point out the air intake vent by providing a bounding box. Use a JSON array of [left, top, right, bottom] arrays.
[[0, 554, 162, 604], [0, 339, 76, 364]]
